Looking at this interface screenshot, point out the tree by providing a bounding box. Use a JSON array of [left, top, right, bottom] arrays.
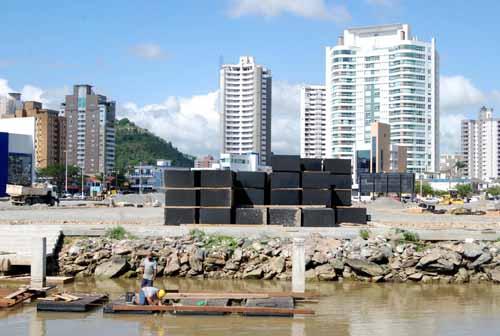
[[37, 164, 80, 192], [455, 183, 473, 198], [486, 186, 500, 197], [454, 161, 466, 178], [415, 181, 433, 196]]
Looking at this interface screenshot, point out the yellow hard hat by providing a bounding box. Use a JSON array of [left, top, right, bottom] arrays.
[[158, 289, 166, 299]]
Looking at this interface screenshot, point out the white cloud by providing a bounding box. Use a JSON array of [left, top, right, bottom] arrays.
[[129, 43, 168, 60], [227, 0, 351, 22], [0, 78, 69, 109], [440, 75, 485, 110], [118, 92, 220, 157]]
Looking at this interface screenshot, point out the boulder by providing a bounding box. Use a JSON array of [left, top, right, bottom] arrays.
[[164, 254, 181, 275], [463, 243, 483, 259], [408, 272, 423, 281], [68, 245, 82, 256], [269, 256, 285, 274], [315, 264, 337, 281], [345, 259, 385, 277], [490, 269, 500, 283], [242, 268, 262, 279], [468, 252, 492, 269], [418, 250, 442, 267], [94, 256, 129, 278]]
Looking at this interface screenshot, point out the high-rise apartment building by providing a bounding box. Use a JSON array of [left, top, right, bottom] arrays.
[[14, 101, 66, 169], [62, 85, 115, 176], [300, 85, 326, 158], [461, 107, 499, 181], [325, 24, 439, 173], [0, 93, 22, 118], [219, 56, 272, 165]]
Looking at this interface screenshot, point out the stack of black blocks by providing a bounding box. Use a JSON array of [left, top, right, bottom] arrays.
[[234, 172, 267, 224], [270, 155, 301, 206], [199, 170, 233, 224], [164, 170, 199, 226]]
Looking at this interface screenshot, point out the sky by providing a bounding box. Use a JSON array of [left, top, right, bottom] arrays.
[[1, 0, 500, 157]]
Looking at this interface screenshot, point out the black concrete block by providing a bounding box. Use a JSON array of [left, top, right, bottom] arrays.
[[235, 208, 267, 225], [330, 174, 352, 189], [165, 189, 199, 206], [332, 189, 352, 206], [335, 207, 367, 224], [271, 155, 301, 172], [302, 189, 332, 207], [270, 189, 301, 205], [164, 208, 198, 226], [234, 172, 267, 189], [164, 170, 199, 188], [300, 158, 322, 171], [234, 188, 266, 206], [302, 172, 333, 189], [302, 208, 336, 227], [200, 189, 232, 207], [323, 159, 351, 174], [200, 170, 234, 188], [199, 208, 232, 224], [268, 208, 301, 227], [270, 172, 300, 189]]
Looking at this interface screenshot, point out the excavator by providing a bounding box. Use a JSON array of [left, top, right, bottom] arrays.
[[439, 189, 464, 205]]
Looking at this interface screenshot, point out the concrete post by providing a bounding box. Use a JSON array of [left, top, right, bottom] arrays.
[[31, 237, 46, 289], [292, 237, 305, 293]]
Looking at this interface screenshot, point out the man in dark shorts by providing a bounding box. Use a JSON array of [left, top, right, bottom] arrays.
[[135, 286, 165, 305]]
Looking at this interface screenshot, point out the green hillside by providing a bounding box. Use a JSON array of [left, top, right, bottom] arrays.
[[115, 118, 194, 171]]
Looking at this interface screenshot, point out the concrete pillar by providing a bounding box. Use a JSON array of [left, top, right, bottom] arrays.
[[292, 237, 305, 293], [31, 237, 46, 289]]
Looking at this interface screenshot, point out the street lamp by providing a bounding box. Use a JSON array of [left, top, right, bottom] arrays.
[[81, 166, 84, 199]]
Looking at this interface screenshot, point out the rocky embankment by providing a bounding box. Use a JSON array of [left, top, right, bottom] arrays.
[[58, 231, 500, 283]]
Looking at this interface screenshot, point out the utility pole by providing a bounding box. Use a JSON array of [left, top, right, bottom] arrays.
[[420, 174, 423, 197], [64, 150, 68, 194], [139, 162, 143, 195], [81, 166, 84, 199]]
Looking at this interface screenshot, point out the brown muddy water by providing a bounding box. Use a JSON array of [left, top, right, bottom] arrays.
[[1, 278, 500, 336]]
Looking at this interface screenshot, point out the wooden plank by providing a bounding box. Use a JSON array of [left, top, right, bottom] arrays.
[[174, 291, 319, 299], [110, 304, 315, 315], [0, 276, 74, 284], [165, 293, 271, 300], [4, 288, 28, 299]]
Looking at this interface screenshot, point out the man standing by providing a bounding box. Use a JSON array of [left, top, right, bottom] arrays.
[[140, 251, 157, 287]]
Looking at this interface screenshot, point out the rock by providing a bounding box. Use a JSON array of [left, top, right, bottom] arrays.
[[120, 270, 137, 278], [242, 268, 262, 279], [456, 267, 469, 283], [490, 269, 500, 283], [68, 245, 82, 256], [164, 254, 181, 275], [469, 252, 492, 269], [269, 256, 285, 274], [330, 259, 345, 272], [189, 248, 204, 273], [372, 276, 384, 282], [345, 259, 385, 277], [408, 272, 423, 281], [312, 251, 328, 265], [94, 256, 129, 278], [418, 250, 441, 267], [463, 243, 483, 259], [315, 264, 336, 281], [232, 248, 243, 262], [305, 269, 317, 280]]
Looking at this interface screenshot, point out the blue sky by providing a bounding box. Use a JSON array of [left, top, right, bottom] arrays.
[[1, 0, 500, 156]]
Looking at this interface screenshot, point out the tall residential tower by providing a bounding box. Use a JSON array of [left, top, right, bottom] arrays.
[[300, 85, 326, 158], [219, 56, 272, 165], [461, 107, 499, 181], [62, 85, 115, 176], [325, 24, 439, 173]]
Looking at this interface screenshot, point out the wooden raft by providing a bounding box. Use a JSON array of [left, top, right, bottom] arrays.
[[0, 288, 35, 308], [107, 304, 314, 316], [37, 293, 108, 312]]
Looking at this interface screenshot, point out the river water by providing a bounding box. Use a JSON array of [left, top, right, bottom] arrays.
[[1, 278, 500, 336]]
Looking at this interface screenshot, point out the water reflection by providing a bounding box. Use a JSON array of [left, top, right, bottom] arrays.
[[1, 279, 500, 336]]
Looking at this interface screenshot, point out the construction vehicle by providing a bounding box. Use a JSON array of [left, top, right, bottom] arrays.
[[6, 183, 59, 206], [439, 189, 464, 205]]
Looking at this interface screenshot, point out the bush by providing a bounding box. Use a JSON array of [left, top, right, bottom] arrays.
[[359, 229, 370, 240], [105, 226, 136, 240]]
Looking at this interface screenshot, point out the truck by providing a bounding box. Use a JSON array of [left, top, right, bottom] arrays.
[[6, 183, 59, 206]]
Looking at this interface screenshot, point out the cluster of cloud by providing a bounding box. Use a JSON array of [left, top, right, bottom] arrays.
[[227, 0, 351, 22], [129, 43, 168, 60], [1, 74, 499, 158]]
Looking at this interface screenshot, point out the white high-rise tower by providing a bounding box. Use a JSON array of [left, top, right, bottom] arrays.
[[219, 56, 272, 165], [300, 85, 326, 158], [325, 24, 439, 173]]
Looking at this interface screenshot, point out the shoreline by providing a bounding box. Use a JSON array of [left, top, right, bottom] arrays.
[[57, 230, 500, 284]]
